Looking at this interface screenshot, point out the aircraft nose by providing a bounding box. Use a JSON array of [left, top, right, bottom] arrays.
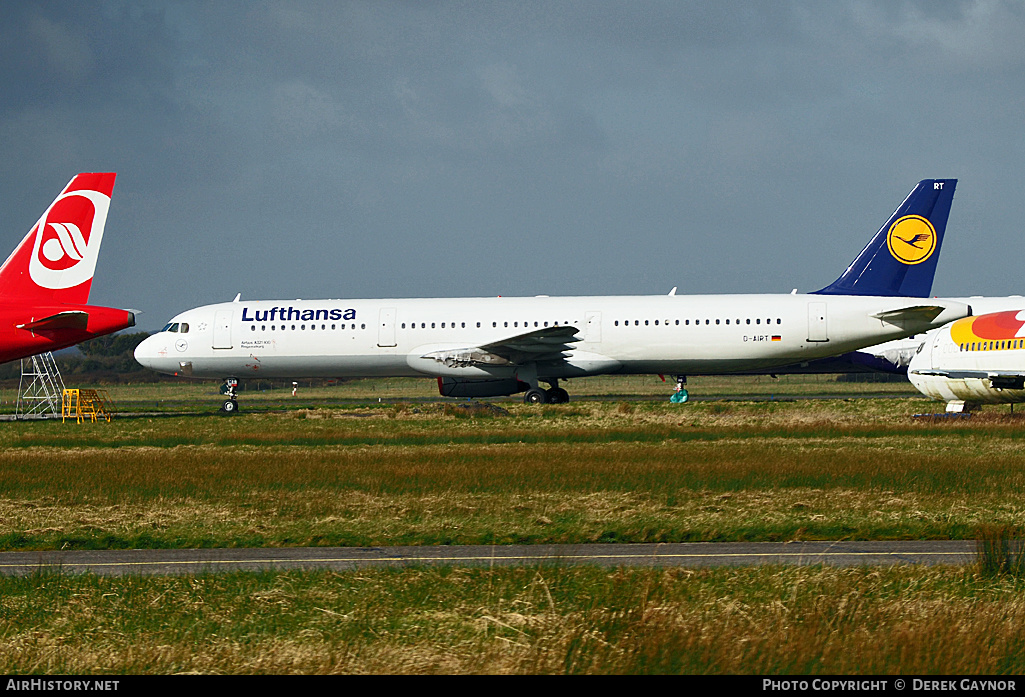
[[134, 334, 167, 371]]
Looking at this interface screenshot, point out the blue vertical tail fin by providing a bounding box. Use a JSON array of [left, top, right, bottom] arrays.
[[813, 179, 956, 297]]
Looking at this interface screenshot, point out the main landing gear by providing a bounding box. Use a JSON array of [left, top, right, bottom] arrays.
[[522, 379, 570, 404], [669, 375, 689, 403], [220, 377, 240, 414]]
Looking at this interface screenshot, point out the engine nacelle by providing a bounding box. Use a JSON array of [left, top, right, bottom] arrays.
[[437, 377, 528, 398]]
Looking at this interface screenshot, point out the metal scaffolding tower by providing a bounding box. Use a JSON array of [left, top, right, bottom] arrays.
[[16, 352, 66, 418]]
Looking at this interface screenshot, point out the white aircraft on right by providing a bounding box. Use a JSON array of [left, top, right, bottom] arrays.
[[908, 309, 1025, 412]]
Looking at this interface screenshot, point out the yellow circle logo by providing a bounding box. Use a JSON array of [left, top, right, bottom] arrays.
[[886, 215, 936, 265]]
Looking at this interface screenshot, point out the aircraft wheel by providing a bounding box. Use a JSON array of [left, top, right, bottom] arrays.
[[221, 399, 239, 414], [523, 388, 547, 405], [547, 387, 569, 404]]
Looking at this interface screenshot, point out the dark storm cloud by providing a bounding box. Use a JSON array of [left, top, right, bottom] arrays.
[[1, 1, 1025, 328]]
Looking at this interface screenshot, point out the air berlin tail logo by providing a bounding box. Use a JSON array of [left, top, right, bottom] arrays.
[[29, 189, 110, 290], [43, 222, 88, 266]]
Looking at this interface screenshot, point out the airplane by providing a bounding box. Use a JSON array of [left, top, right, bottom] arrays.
[[134, 179, 970, 412], [0, 173, 135, 365], [908, 309, 1025, 412]]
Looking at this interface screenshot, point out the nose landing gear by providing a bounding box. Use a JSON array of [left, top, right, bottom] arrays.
[[220, 377, 239, 413]]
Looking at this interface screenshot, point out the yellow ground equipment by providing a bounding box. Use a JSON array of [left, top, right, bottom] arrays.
[[62, 389, 117, 423]]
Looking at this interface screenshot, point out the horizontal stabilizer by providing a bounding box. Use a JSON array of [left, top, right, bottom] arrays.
[[871, 305, 946, 324], [17, 311, 89, 332]]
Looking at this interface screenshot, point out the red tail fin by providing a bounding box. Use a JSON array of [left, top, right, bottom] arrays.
[[0, 173, 117, 305]]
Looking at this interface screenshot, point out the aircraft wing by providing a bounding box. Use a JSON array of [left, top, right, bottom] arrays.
[[16, 311, 90, 332], [420, 325, 581, 368], [478, 325, 581, 363]]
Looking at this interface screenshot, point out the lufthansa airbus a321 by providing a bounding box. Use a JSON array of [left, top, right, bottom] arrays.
[[135, 180, 969, 412]]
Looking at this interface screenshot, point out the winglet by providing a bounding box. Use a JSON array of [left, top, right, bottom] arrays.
[[813, 179, 956, 298]]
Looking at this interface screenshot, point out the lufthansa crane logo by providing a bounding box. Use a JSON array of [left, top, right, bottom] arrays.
[[886, 215, 936, 265]]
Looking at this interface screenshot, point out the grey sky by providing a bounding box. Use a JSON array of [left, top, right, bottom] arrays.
[[2, 1, 1024, 330]]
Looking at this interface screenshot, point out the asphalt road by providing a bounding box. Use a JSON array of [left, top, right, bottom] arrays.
[[0, 541, 978, 576]]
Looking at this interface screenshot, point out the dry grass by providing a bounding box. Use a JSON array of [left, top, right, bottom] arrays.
[[0, 373, 920, 416], [2, 565, 1025, 674], [4, 396, 1025, 673], [3, 399, 1025, 549]]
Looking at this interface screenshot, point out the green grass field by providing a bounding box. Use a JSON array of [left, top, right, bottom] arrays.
[[3, 377, 1024, 674]]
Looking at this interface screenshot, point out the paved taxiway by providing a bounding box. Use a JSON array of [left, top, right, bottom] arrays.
[[0, 541, 976, 576]]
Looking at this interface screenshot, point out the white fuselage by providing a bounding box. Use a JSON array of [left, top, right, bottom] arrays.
[[134, 293, 969, 382], [909, 311, 1025, 406]]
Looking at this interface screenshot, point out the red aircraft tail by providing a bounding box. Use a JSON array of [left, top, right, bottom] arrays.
[[0, 173, 117, 305]]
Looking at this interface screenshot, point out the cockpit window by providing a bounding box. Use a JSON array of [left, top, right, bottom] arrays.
[[162, 322, 181, 333], [180, 323, 189, 333]]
